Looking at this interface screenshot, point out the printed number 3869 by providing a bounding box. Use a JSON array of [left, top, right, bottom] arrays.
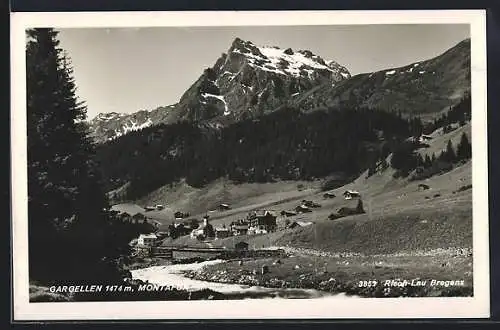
[[358, 280, 378, 287]]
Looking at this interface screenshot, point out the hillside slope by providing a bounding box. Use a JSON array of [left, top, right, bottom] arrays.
[[292, 38, 470, 119], [198, 160, 472, 255], [417, 122, 471, 158], [154, 123, 472, 255]]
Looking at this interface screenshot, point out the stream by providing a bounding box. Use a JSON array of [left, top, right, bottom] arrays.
[[130, 260, 355, 299]]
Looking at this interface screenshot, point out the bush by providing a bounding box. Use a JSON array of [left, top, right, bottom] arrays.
[[390, 141, 419, 177], [409, 161, 453, 181]]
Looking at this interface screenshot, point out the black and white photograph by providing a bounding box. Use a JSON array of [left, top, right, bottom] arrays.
[[11, 10, 489, 319]]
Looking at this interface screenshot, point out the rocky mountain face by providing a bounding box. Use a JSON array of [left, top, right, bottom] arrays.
[[87, 38, 350, 142], [291, 39, 471, 120], [88, 104, 176, 143], [172, 37, 351, 123]]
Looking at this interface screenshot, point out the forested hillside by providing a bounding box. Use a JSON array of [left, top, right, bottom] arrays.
[[96, 107, 424, 200]]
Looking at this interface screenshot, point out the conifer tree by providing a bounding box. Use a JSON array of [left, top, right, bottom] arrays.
[[456, 132, 472, 160], [424, 154, 432, 168], [415, 153, 424, 168], [445, 140, 456, 163], [356, 199, 365, 214], [26, 28, 126, 283]]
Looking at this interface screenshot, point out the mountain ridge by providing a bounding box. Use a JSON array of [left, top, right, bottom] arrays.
[[290, 38, 471, 118], [88, 38, 470, 143]]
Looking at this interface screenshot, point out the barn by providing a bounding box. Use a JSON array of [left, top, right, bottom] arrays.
[[235, 241, 249, 251], [343, 190, 361, 200]]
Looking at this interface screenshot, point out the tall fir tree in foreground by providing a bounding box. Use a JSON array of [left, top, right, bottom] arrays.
[[26, 28, 136, 284]]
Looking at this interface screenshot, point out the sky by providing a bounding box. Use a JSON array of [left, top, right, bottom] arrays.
[[56, 24, 470, 120]]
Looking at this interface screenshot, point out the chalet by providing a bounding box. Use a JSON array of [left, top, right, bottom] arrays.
[[419, 135, 433, 143], [110, 210, 126, 221], [323, 192, 336, 199], [117, 212, 132, 223], [343, 190, 361, 200], [137, 233, 157, 246], [418, 183, 430, 190], [218, 203, 231, 211], [288, 221, 314, 229], [235, 241, 249, 251], [215, 227, 230, 239], [171, 223, 192, 237], [108, 210, 120, 217], [232, 224, 249, 236], [302, 200, 321, 208], [253, 228, 269, 235], [280, 210, 297, 217], [249, 211, 277, 233], [174, 211, 189, 219], [295, 205, 312, 213], [132, 212, 147, 224], [182, 218, 200, 230], [190, 228, 205, 239], [190, 224, 202, 238]]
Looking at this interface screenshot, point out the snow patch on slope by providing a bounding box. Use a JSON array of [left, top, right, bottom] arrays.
[[231, 44, 349, 79], [201, 93, 231, 116], [111, 118, 153, 140], [94, 112, 126, 122]]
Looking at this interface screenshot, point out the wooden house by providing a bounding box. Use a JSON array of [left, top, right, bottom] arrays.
[[249, 210, 277, 233], [215, 227, 230, 239], [323, 192, 336, 199], [231, 224, 249, 236], [235, 241, 249, 251], [295, 205, 312, 213], [343, 190, 361, 200], [137, 233, 157, 246], [218, 203, 231, 211], [132, 212, 148, 224]]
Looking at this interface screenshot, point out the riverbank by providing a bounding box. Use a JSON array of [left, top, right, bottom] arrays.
[[130, 260, 350, 299], [29, 245, 473, 302], [184, 252, 473, 298]]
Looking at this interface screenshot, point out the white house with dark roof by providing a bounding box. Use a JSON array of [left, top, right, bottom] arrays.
[[343, 190, 361, 200], [137, 233, 157, 246]]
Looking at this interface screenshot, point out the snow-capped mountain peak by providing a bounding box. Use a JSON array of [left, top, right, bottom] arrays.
[[227, 38, 350, 81], [173, 37, 351, 123]]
